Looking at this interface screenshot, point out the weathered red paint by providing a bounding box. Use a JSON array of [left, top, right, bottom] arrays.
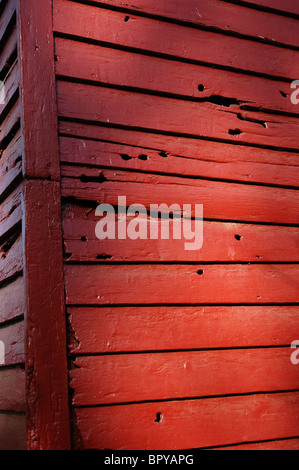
[[1, 0, 299, 450]]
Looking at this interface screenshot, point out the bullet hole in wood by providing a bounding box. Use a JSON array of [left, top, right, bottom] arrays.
[[65, 253, 72, 260], [228, 128, 242, 136], [120, 153, 132, 160], [235, 234, 242, 241], [197, 269, 204, 275], [81, 236, 87, 242], [198, 84, 205, 92], [124, 16, 130, 22], [280, 90, 287, 98], [155, 412, 162, 423], [159, 150, 168, 157], [96, 254, 112, 260], [80, 173, 108, 183], [138, 154, 148, 160]]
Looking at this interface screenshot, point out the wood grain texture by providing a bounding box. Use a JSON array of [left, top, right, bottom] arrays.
[[70, 348, 299, 406], [0, 412, 26, 450], [0, 276, 24, 324], [17, 0, 60, 179], [55, 38, 296, 116], [0, 60, 20, 118], [53, 0, 299, 79], [0, 368, 25, 412], [76, 0, 299, 48], [57, 81, 299, 149], [63, 203, 299, 262], [0, 97, 20, 150], [22, 179, 70, 450], [0, 321, 24, 366], [65, 264, 299, 305], [61, 166, 299, 224], [67, 305, 299, 353], [73, 392, 299, 449]]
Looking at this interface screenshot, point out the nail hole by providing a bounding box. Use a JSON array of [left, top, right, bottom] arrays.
[[96, 254, 112, 260], [235, 234, 242, 241], [197, 269, 204, 275], [138, 154, 148, 160], [124, 15, 130, 22], [120, 153, 132, 161], [198, 84, 205, 92], [155, 412, 162, 423], [228, 128, 242, 135], [81, 236, 87, 242]]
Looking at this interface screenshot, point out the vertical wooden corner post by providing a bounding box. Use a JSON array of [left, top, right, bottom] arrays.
[[17, 0, 70, 449]]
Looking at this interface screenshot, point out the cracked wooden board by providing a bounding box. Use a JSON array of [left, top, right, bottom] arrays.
[[53, 0, 299, 80], [59, 136, 299, 187], [67, 305, 299, 353], [55, 38, 296, 115], [80, 0, 299, 49], [61, 165, 299, 224], [57, 81, 299, 149]]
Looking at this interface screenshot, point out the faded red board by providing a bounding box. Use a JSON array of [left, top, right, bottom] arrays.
[[0, 276, 24, 324], [0, 189, 22, 240], [67, 305, 299, 353], [0, 132, 22, 199], [0, 413, 26, 450], [0, 321, 24, 366], [55, 38, 296, 116], [61, 166, 299, 224], [65, 264, 299, 305], [0, 368, 25, 412], [83, 0, 299, 48], [53, 0, 299, 79], [73, 392, 299, 449], [70, 348, 298, 406], [0, 234, 23, 284], [57, 81, 299, 149]]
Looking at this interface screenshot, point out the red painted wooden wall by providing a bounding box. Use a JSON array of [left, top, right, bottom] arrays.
[[0, 0, 299, 450]]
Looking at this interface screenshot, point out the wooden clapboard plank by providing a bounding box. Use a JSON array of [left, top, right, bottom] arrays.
[[0, 97, 20, 150], [0, 321, 24, 366], [0, 0, 15, 44], [79, 0, 299, 49], [0, 233, 22, 284], [0, 24, 16, 73], [55, 38, 296, 116], [217, 438, 299, 450], [0, 131, 22, 199], [0, 412, 26, 450], [59, 136, 299, 188], [59, 120, 299, 165], [0, 368, 25, 412], [57, 81, 299, 149], [0, 60, 19, 117], [53, 0, 299, 79], [0, 276, 24, 324], [70, 348, 299, 406], [65, 264, 299, 305], [61, 166, 299, 224], [235, 0, 299, 16], [73, 391, 299, 449], [0, 189, 21, 239], [67, 305, 299, 353], [62, 204, 299, 262]]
